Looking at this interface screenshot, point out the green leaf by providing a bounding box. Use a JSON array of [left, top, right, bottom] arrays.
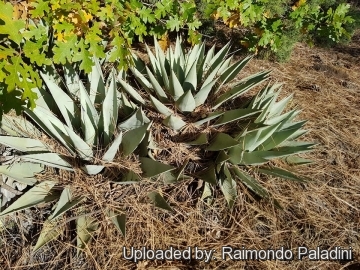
[[230, 166, 269, 199], [118, 108, 150, 130], [169, 69, 184, 101], [140, 158, 175, 178], [0, 2, 26, 44], [219, 166, 237, 208], [0, 136, 48, 153], [53, 36, 78, 65], [0, 162, 44, 185], [206, 133, 239, 151], [40, 71, 80, 130], [162, 115, 186, 131], [21, 153, 74, 171], [102, 131, 123, 162], [82, 165, 104, 175], [0, 181, 58, 217], [100, 70, 118, 145], [148, 191, 173, 212], [193, 111, 224, 127], [49, 188, 83, 220], [284, 156, 312, 165], [258, 167, 306, 182], [33, 219, 63, 252], [107, 210, 126, 236], [213, 71, 270, 109], [73, 39, 93, 73], [186, 133, 208, 145], [63, 125, 93, 161], [76, 215, 98, 254], [213, 108, 261, 126], [176, 90, 196, 112], [149, 95, 174, 116], [122, 123, 150, 156], [118, 79, 145, 105], [196, 165, 217, 185]]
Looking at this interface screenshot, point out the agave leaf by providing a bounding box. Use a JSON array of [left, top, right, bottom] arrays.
[[186, 133, 208, 145], [219, 166, 237, 208], [213, 108, 261, 127], [40, 71, 80, 130], [169, 69, 184, 101], [174, 159, 189, 181], [149, 95, 174, 116], [122, 170, 141, 182], [176, 90, 196, 112], [162, 115, 186, 131], [196, 165, 217, 185], [206, 133, 239, 151], [1, 115, 41, 137], [183, 58, 198, 91], [238, 124, 280, 152], [208, 42, 231, 73], [148, 191, 173, 212], [203, 45, 215, 72], [89, 57, 105, 105], [122, 123, 150, 156], [264, 110, 300, 126], [107, 209, 126, 236], [145, 66, 168, 102], [26, 107, 75, 155], [228, 146, 267, 165], [146, 44, 161, 80], [130, 66, 152, 91], [185, 43, 200, 75], [193, 78, 219, 107], [0, 136, 49, 153], [102, 131, 123, 162], [63, 63, 81, 98], [284, 156, 313, 165], [201, 182, 213, 203], [79, 80, 98, 125], [0, 162, 44, 185], [216, 150, 230, 164], [33, 219, 63, 252], [100, 70, 118, 145], [213, 70, 270, 109], [259, 122, 305, 151], [82, 165, 104, 175], [258, 167, 306, 182], [63, 125, 93, 161], [118, 108, 150, 130], [79, 84, 97, 145], [140, 158, 175, 178], [193, 111, 224, 127], [21, 153, 74, 171], [230, 166, 269, 199], [219, 55, 253, 87], [49, 188, 83, 220], [118, 79, 145, 105], [217, 56, 233, 76], [76, 215, 98, 253], [0, 181, 58, 217], [268, 94, 293, 118]]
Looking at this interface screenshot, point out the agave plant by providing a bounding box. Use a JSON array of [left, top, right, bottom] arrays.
[[0, 59, 174, 252], [119, 37, 315, 207]]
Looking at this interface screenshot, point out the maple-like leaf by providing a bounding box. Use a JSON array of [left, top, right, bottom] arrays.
[[166, 16, 181, 31], [109, 35, 130, 68], [29, 0, 50, 17], [0, 2, 26, 44], [85, 23, 106, 58], [53, 36, 78, 64], [23, 38, 51, 66], [73, 38, 93, 73]]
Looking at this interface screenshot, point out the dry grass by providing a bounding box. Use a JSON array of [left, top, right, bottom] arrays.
[[1, 33, 360, 269]]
